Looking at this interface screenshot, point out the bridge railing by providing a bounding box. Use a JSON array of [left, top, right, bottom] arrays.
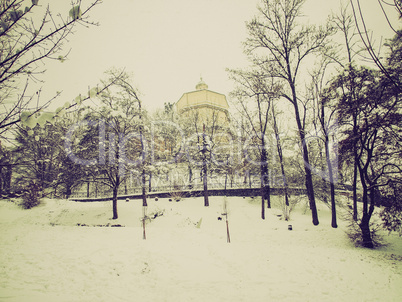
[[69, 182, 264, 199]]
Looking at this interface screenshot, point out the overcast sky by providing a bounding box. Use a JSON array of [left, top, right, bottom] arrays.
[[35, 0, 399, 112]]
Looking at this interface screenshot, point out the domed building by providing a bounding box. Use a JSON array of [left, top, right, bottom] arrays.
[[175, 78, 230, 128]]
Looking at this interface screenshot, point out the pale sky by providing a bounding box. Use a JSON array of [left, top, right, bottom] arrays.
[[34, 0, 399, 112]]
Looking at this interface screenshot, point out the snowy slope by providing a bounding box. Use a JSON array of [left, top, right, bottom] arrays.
[[0, 196, 401, 302]]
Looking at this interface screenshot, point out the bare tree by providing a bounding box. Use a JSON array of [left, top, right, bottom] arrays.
[[270, 100, 291, 220], [229, 68, 279, 219], [350, 0, 401, 92], [331, 4, 366, 221], [309, 61, 338, 228], [241, 0, 334, 225], [201, 123, 209, 207], [331, 4, 362, 66], [70, 70, 144, 219], [0, 0, 102, 136], [327, 63, 402, 247], [180, 106, 228, 207]]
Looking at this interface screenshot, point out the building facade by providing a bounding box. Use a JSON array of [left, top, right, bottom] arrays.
[[175, 79, 230, 128]]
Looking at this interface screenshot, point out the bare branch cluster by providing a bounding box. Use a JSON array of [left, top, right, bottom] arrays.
[[0, 0, 102, 135]]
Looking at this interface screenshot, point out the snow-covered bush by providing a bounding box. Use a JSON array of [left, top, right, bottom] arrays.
[[281, 195, 298, 221], [345, 216, 385, 248], [380, 206, 402, 236], [20, 182, 41, 209], [379, 183, 402, 236]]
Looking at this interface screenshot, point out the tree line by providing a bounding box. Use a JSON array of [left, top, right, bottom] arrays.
[[0, 0, 401, 248]]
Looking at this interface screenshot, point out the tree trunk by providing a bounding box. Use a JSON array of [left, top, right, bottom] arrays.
[[0, 166, 3, 197], [303, 147, 319, 224], [271, 103, 289, 209], [139, 100, 147, 207], [142, 169, 147, 207], [4, 164, 12, 196], [325, 134, 337, 228], [320, 96, 337, 228], [188, 166, 193, 189], [65, 185, 72, 199], [202, 124, 209, 207], [261, 188, 265, 220], [352, 116, 359, 221], [364, 186, 377, 247], [351, 110, 360, 220], [224, 167, 228, 194], [244, 170, 247, 186], [203, 162, 209, 207], [358, 164, 375, 248], [352, 158, 358, 221], [292, 89, 319, 225], [260, 145, 270, 219], [112, 186, 118, 219], [359, 218, 373, 248], [266, 182, 271, 208], [330, 181, 337, 228], [142, 205, 147, 240], [359, 211, 373, 248], [261, 147, 271, 210]]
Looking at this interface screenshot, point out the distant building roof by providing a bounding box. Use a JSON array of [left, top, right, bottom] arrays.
[[176, 79, 229, 115]]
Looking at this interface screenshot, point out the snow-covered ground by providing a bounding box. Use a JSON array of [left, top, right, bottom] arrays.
[[1, 195, 401, 302]]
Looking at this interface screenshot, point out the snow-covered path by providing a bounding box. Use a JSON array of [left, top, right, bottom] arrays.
[[1, 196, 401, 301]]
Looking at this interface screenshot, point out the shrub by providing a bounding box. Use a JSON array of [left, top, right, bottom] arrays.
[[170, 181, 185, 201], [20, 182, 41, 209], [378, 183, 402, 236], [380, 205, 402, 236], [281, 195, 298, 221], [345, 215, 385, 248]]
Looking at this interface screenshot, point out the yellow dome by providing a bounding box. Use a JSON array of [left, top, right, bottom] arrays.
[[196, 78, 208, 90]]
